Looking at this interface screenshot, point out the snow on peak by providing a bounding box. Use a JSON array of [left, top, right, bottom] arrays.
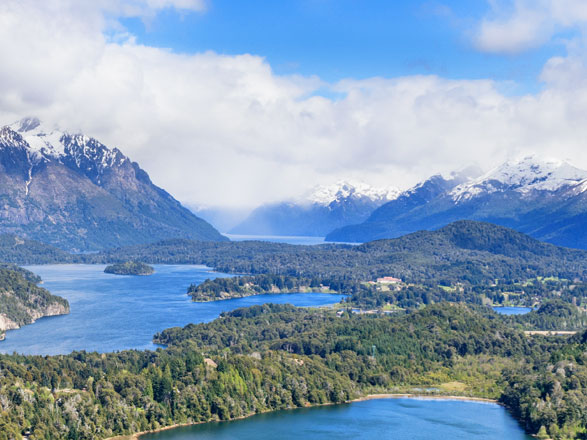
[[305, 180, 400, 205], [0, 126, 27, 147], [8, 117, 67, 158], [451, 155, 587, 202], [5, 118, 127, 169], [569, 178, 587, 196]]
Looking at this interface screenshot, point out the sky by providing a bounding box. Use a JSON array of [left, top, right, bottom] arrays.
[[1, 0, 587, 209]]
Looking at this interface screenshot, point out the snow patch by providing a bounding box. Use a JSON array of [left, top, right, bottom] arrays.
[[4, 118, 128, 171], [305, 180, 400, 206], [451, 155, 587, 202]]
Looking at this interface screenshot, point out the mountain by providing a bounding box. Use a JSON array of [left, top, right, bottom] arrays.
[[326, 157, 587, 249], [231, 180, 399, 237], [0, 118, 227, 250]]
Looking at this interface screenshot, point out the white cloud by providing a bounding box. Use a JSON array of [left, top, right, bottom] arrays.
[[475, 0, 587, 53], [0, 0, 586, 209]]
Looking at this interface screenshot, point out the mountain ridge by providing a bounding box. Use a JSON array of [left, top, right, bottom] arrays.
[[0, 118, 227, 250], [326, 156, 587, 249]]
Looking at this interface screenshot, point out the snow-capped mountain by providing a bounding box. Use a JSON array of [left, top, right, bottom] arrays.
[[231, 181, 399, 237], [0, 118, 226, 250], [8, 117, 129, 182], [326, 158, 587, 249], [451, 156, 587, 202], [306, 180, 400, 206]]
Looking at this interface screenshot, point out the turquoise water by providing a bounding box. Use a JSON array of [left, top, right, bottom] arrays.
[[493, 307, 532, 315], [141, 398, 532, 440], [0, 264, 344, 355]]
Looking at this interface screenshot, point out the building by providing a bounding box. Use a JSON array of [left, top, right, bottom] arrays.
[[376, 276, 402, 284]]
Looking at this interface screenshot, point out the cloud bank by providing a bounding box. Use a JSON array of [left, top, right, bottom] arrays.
[[0, 1, 586, 208], [475, 0, 587, 53]]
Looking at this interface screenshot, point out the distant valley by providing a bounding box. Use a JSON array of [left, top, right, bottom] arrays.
[[231, 181, 399, 237]]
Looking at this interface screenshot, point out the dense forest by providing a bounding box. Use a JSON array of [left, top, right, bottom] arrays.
[[1, 222, 586, 286], [1, 221, 586, 310], [0, 303, 584, 439], [104, 261, 154, 276], [189, 274, 336, 301], [191, 272, 586, 311], [0, 267, 69, 339], [99, 221, 587, 310], [93, 221, 587, 284], [0, 234, 74, 265], [504, 300, 587, 331]]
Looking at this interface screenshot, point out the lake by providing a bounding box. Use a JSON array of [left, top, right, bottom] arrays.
[[492, 307, 533, 315], [224, 234, 327, 245], [141, 398, 533, 440], [223, 234, 361, 246], [0, 264, 345, 355]]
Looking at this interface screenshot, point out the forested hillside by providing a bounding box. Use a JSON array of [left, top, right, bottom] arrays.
[[96, 221, 587, 284], [0, 267, 69, 339], [0, 304, 584, 439]]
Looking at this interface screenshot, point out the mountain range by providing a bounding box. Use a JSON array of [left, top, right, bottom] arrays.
[[0, 118, 226, 250], [230, 180, 399, 236], [326, 156, 587, 249]]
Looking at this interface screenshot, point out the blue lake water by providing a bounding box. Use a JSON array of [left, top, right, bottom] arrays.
[[223, 234, 361, 246], [141, 398, 533, 440], [492, 307, 532, 315], [0, 264, 345, 355], [224, 234, 327, 245]]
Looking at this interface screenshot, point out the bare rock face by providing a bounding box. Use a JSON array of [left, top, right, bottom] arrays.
[[0, 118, 227, 251]]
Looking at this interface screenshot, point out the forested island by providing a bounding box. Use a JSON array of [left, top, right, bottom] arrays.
[[189, 274, 335, 301], [104, 261, 155, 276], [0, 303, 584, 439]]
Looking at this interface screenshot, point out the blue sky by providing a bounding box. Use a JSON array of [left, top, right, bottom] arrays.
[[121, 1, 568, 94], [2, 0, 587, 208]]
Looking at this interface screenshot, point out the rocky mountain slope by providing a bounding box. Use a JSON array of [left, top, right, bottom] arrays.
[[326, 157, 587, 249], [231, 180, 399, 236], [0, 118, 227, 250]]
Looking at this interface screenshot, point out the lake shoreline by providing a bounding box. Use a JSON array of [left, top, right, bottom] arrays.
[[105, 393, 501, 440], [350, 393, 498, 404]]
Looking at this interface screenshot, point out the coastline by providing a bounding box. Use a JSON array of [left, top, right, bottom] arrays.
[[190, 288, 338, 303], [104, 393, 499, 440], [350, 393, 498, 404]]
